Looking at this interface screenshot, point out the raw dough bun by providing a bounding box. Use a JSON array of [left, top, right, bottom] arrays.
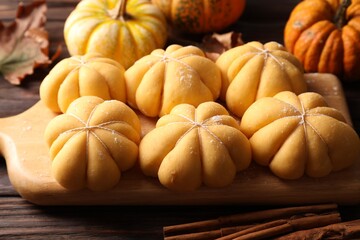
[[139, 101, 251, 191], [44, 96, 141, 191], [240, 91, 360, 179], [40, 53, 126, 113], [216, 41, 307, 117], [125, 44, 222, 117]]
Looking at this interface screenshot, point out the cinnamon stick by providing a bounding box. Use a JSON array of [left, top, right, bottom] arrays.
[[289, 212, 341, 230], [234, 223, 293, 240], [217, 219, 290, 240], [216, 213, 341, 240], [274, 219, 360, 240], [163, 204, 338, 237], [164, 225, 254, 240]]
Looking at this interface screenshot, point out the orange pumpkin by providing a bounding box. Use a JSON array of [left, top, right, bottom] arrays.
[[284, 0, 360, 81], [151, 0, 246, 34]]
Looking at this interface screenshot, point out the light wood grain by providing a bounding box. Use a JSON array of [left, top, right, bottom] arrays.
[[0, 73, 359, 206]]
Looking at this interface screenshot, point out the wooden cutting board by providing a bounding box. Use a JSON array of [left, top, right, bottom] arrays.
[[0, 73, 359, 206]]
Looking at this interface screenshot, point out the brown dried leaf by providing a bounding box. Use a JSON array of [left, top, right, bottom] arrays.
[[201, 31, 244, 61], [0, 0, 51, 85]]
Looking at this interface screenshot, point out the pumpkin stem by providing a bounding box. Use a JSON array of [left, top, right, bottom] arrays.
[[334, 0, 351, 28], [114, 0, 129, 21]]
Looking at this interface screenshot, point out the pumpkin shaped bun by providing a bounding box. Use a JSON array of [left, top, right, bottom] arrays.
[[240, 91, 360, 180], [125, 44, 222, 117], [44, 96, 141, 191], [216, 41, 307, 118], [139, 102, 252, 191], [40, 53, 126, 113]]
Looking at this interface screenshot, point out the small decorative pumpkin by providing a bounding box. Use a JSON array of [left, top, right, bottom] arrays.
[[125, 44, 222, 117], [284, 0, 360, 81], [139, 102, 251, 191], [44, 96, 141, 191], [40, 53, 126, 113], [240, 91, 360, 180], [152, 0, 246, 33], [64, 0, 167, 69], [216, 41, 307, 118]]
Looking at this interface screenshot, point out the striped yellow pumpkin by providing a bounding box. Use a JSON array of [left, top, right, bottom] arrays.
[[64, 0, 167, 69]]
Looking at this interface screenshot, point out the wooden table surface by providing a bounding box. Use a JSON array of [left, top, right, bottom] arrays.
[[1, 0, 360, 239]]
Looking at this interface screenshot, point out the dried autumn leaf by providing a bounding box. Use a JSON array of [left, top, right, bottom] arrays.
[[202, 31, 244, 61], [0, 0, 51, 85]]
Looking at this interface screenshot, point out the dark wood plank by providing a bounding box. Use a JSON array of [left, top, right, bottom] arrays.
[[0, 197, 359, 240], [0, 159, 17, 196], [0, 197, 245, 239]]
